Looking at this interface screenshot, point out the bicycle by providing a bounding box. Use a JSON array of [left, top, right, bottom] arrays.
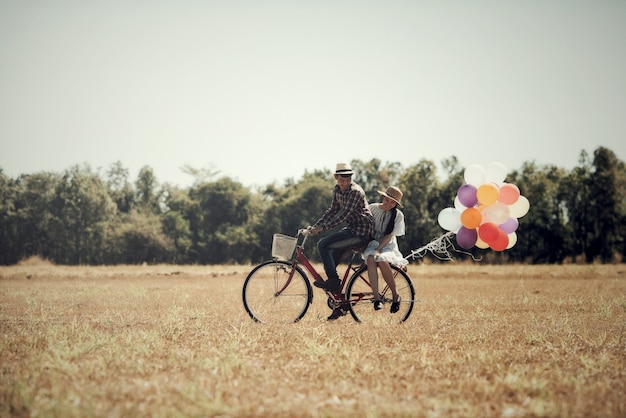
[[242, 229, 415, 324]]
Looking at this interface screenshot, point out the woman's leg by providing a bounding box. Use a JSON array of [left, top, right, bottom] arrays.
[[379, 261, 399, 301], [366, 255, 380, 301]]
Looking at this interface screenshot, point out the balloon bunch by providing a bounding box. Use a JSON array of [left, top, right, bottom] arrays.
[[437, 162, 530, 251]]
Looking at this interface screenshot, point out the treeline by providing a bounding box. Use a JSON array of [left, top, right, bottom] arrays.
[[1, 146, 624, 265]]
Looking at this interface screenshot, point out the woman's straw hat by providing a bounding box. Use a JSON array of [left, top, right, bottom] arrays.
[[377, 186, 404, 208]]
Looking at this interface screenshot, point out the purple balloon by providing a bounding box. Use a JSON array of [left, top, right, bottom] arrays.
[[457, 184, 478, 208], [499, 217, 519, 234], [456, 227, 478, 249]]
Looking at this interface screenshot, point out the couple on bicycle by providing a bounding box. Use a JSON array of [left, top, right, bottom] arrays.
[[308, 162, 408, 318]]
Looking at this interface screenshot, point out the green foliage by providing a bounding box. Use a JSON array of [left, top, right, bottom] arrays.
[[510, 163, 569, 263], [398, 160, 445, 257], [0, 147, 624, 265], [109, 210, 175, 264], [350, 158, 403, 203], [51, 165, 118, 264]]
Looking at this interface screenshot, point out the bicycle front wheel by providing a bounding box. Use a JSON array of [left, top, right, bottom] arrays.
[[345, 265, 415, 323], [242, 260, 313, 324]]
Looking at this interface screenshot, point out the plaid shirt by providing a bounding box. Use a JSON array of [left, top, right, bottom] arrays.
[[313, 182, 374, 237]]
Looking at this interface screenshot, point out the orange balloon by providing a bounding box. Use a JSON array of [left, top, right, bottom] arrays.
[[461, 207, 482, 229]]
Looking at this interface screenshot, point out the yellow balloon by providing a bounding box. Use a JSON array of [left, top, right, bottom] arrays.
[[477, 183, 499, 206], [475, 236, 489, 249]]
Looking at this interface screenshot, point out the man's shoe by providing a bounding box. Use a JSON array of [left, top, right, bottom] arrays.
[[314, 278, 341, 293], [390, 296, 401, 314], [327, 308, 346, 321], [373, 300, 383, 311]]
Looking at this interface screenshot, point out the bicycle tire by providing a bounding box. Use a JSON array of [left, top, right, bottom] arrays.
[[242, 260, 313, 324], [345, 264, 415, 323]]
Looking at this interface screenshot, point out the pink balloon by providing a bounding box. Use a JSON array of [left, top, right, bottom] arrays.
[[481, 202, 510, 225], [499, 183, 520, 205], [456, 227, 478, 249], [457, 184, 478, 208]]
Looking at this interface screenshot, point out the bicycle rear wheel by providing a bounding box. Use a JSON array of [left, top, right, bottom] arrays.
[[242, 260, 312, 324], [345, 265, 415, 323]]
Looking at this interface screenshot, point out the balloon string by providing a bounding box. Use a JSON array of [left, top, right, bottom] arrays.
[[405, 231, 482, 262]]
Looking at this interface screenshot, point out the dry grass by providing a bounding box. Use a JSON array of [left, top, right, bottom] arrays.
[[1, 263, 624, 417]]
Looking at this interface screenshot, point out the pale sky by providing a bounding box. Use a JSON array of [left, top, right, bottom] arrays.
[[1, 1, 625, 188]]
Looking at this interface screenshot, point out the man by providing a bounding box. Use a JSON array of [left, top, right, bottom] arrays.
[[310, 162, 374, 298]]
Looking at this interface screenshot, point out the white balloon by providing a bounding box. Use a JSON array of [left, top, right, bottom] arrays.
[[464, 164, 487, 187], [506, 232, 518, 249], [454, 196, 467, 211], [486, 162, 508, 184], [509, 195, 530, 218], [437, 207, 462, 232]]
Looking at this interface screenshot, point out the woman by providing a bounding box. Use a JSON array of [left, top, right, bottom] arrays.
[[364, 186, 408, 313]]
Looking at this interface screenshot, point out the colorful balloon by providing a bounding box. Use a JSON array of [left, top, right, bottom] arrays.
[[457, 184, 478, 208], [506, 232, 518, 249], [438, 207, 462, 232], [478, 222, 499, 244], [499, 183, 520, 205], [477, 183, 499, 206], [509, 195, 530, 218], [499, 217, 519, 234], [486, 162, 507, 184], [438, 162, 529, 252], [464, 164, 487, 186], [490, 229, 509, 251], [454, 196, 466, 211], [475, 236, 489, 249], [481, 202, 510, 225], [456, 227, 478, 249], [461, 207, 482, 229]]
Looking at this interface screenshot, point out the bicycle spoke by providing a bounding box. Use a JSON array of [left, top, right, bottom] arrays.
[[242, 261, 312, 324], [346, 265, 415, 323]]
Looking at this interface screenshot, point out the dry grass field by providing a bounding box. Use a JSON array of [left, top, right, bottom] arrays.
[[1, 260, 624, 417]]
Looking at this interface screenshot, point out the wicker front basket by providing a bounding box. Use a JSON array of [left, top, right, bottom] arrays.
[[272, 234, 297, 260]]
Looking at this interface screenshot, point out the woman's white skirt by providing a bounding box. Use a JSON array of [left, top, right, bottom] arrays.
[[363, 240, 408, 267]]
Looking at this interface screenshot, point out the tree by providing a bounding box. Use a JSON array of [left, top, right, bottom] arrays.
[[51, 165, 117, 264], [560, 152, 595, 262], [106, 161, 134, 213], [110, 210, 175, 264], [188, 177, 256, 263], [350, 159, 403, 203], [589, 147, 623, 262], [398, 160, 443, 258], [12, 172, 63, 262], [161, 185, 193, 263], [510, 162, 568, 263], [0, 170, 20, 264], [135, 166, 161, 214]]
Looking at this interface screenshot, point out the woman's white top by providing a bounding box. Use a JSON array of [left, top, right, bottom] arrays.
[[363, 203, 408, 267]]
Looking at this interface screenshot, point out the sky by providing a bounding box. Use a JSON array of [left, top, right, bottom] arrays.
[[1, 1, 625, 189]]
